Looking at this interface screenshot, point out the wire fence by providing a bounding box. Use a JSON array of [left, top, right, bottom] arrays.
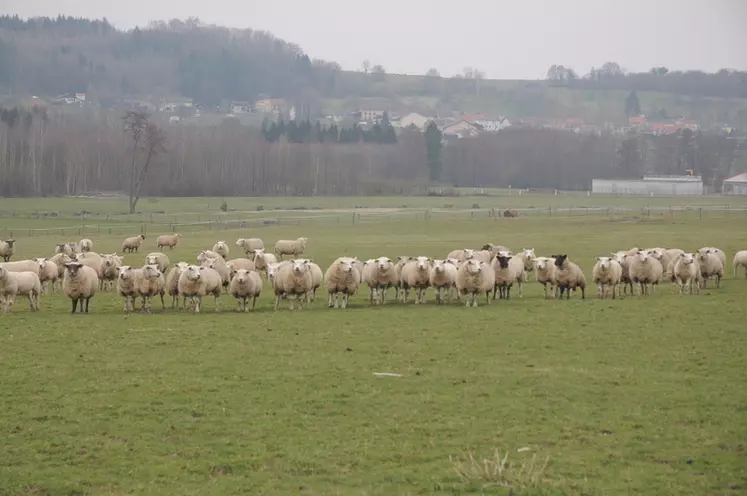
[[2, 205, 746, 239]]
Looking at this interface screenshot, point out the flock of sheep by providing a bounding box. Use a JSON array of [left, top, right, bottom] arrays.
[[0, 235, 746, 314]]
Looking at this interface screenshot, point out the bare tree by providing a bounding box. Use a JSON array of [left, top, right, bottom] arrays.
[[122, 110, 166, 213]]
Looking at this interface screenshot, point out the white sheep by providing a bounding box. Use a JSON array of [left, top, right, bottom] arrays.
[[1, 259, 41, 277], [481, 243, 510, 258], [400, 256, 432, 304], [330, 256, 364, 285], [368, 257, 399, 305], [177, 264, 222, 313], [225, 258, 256, 274], [429, 259, 457, 305], [197, 250, 221, 262], [697, 249, 724, 289], [628, 250, 663, 295], [157, 233, 181, 251], [499, 248, 535, 297], [297, 259, 323, 302], [532, 257, 557, 299], [201, 255, 231, 293], [236, 238, 264, 255], [491, 254, 515, 300], [360, 259, 377, 302], [49, 253, 74, 282], [229, 268, 263, 312], [76, 251, 105, 284], [62, 262, 99, 313], [116, 265, 140, 312], [0, 266, 41, 313], [274, 259, 313, 311], [121, 234, 146, 253], [54, 243, 75, 257], [100, 253, 124, 291], [274, 237, 308, 259], [325, 258, 360, 309], [165, 261, 191, 309], [79, 238, 94, 253], [468, 250, 492, 264], [391, 256, 410, 301], [455, 259, 495, 307], [0, 239, 16, 262], [446, 248, 474, 262], [698, 247, 726, 268], [252, 248, 279, 273], [137, 264, 166, 312], [612, 251, 635, 296], [212, 241, 230, 259], [34, 258, 59, 294], [733, 250, 747, 278], [659, 248, 684, 280], [145, 252, 170, 273], [552, 255, 587, 299], [592, 256, 622, 300], [673, 253, 701, 295]]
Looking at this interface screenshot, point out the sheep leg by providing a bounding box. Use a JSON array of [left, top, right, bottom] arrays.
[[214, 294, 221, 312], [27, 294, 35, 312], [160, 293, 165, 312], [485, 290, 490, 305], [342, 294, 349, 309], [83, 296, 91, 313], [518, 280, 524, 298], [274, 294, 281, 311], [716, 274, 721, 289], [71, 297, 79, 314]]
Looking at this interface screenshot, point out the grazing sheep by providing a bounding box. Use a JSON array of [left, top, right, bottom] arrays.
[[252, 248, 279, 273], [733, 250, 747, 278], [177, 265, 222, 313], [235, 238, 265, 255], [100, 254, 124, 291], [697, 249, 724, 289], [79, 238, 94, 253], [200, 255, 231, 292], [673, 253, 701, 295], [368, 257, 399, 305], [145, 252, 170, 273], [552, 255, 586, 300], [628, 250, 663, 295], [455, 258, 495, 307], [400, 256, 432, 304], [156, 233, 182, 251], [229, 268, 263, 312], [274, 259, 313, 311], [0, 239, 16, 262], [274, 237, 308, 259], [225, 258, 256, 274], [325, 258, 361, 309], [0, 266, 41, 313], [34, 258, 59, 294], [491, 254, 515, 300], [121, 234, 146, 253], [446, 248, 474, 262], [592, 256, 622, 300], [62, 262, 98, 313], [137, 264, 166, 312], [503, 209, 519, 218], [0, 259, 41, 276], [533, 257, 557, 299], [165, 262, 190, 309], [116, 265, 140, 312], [429, 259, 458, 305], [212, 241, 230, 259]]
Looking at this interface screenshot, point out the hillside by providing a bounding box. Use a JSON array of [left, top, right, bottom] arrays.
[[1, 15, 747, 127]]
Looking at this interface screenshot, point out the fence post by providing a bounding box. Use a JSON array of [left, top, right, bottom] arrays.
[[699, 208, 702, 220]]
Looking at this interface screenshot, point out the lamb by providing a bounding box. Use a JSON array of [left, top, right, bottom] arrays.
[[733, 250, 747, 278], [177, 264, 223, 313], [324, 258, 361, 309], [62, 262, 99, 313], [156, 233, 181, 251], [592, 256, 622, 300], [229, 268, 263, 312], [455, 258, 495, 307], [165, 262, 190, 309], [116, 265, 140, 312], [235, 237, 264, 255], [34, 258, 59, 293], [673, 253, 701, 295], [697, 249, 724, 289], [252, 248, 279, 273], [145, 252, 170, 273], [429, 259, 458, 304], [552, 255, 586, 300], [225, 258, 256, 273], [400, 256, 432, 304], [446, 248, 474, 262], [0, 259, 41, 276], [121, 234, 146, 253], [212, 241, 230, 259], [274, 237, 308, 259], [79, 238, 94, 253], [136, 264, 166, 312], [368, 257, 399, 305], [533, 257, 557, 299], [0, 266, 41, 313], [0, 239, 16, 262], [201, 255, 231, 292], [491, 254, 515, 300], [100, 253, 124, 291], [274, 259, 314, 311], [628, 250, 663, 296]]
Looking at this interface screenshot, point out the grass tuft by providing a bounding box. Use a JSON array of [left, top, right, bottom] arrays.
[[450, 448, 551, 490]]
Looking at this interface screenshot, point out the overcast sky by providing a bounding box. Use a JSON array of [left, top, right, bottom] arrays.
[[5, 0, 746, 79]]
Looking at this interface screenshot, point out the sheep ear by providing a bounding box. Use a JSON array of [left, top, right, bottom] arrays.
[[199, 266, 205, 271]]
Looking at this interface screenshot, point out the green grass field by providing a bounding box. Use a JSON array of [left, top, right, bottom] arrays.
[[1, 196, 746, 495]]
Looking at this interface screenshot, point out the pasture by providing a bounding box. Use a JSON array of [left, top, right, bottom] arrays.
[[1, 195, 746, 495]]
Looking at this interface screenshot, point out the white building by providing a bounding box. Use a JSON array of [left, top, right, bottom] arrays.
[[722, 170, 747, 195], [473, 116, 511, 132], [592, 175, 704, 196]]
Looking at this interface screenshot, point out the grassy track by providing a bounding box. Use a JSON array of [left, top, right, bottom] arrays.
[[0, 197, 746, 495]]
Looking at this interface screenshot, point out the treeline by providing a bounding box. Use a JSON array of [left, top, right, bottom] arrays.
[[260, 116, 397, 144], [1, 106, 744, 198]]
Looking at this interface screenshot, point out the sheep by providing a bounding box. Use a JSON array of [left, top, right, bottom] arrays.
[[673, 253, 701, 295], [62, 262, 98, 313], [612, 251, 635, 296], [116, 265, 140, 312], [400, 256, 432, 304], [274, 237, 308, 259], [392, 256, 410, 301], [533, 257, 557, 299], [468, 250, 492, 264], [368, 257, 399, 305], [446, 248, 474, 262], [592, 256, 622, 300], [0, 239, 16, 262], [490, 254, 515, 300], [177, 264, 223, 313], [552, 255, 586, 300], [330, 256, 364, 285], [225, 258, 256, 274], [659, 248, 685, 278], [157, 233, 181, 251], [76, 251, 104, 284], [252, 248, 279, 273], [34, 258, 59, 294], [145, 252, 170, 273], [212, 241, 230, 259], [136, 264, 166, 312], [360, 259, 377, 302], [628, 250, 663, 296], [165, 262, 190, 309], [0, 266, 41, 313], [455, 258, 495, 307], [0, 259, 41, 276], [297, 259, 323, 302], [481, 243, 510, 259], [324, 258, 360, 309], [500, 248, 536, 297], [734, 250, 747, 278], [274, 259, 314, 311], [200, 255, 231, 292], [100, 253, 124, 291], [197, 250, 221, 262], [229, 268, 263, 312], [697, 249, 724, 289], [79, 238, 94, 253], [429, 259, 458, 305], [121, 234, 146, 253], [698, 247, 726, 268], [54, 243, 75, 257], [49, 253, 74, 282], [235, 237, 265, 255]]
